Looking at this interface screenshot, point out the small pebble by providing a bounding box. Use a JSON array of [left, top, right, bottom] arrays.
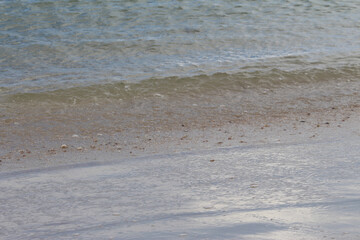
[[180, 135, 188, 140], [77, 147, 83, 151], [61, 144, 68, 149], [72, 134, 79, 138]]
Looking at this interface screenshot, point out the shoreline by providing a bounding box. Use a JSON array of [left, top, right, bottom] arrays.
[[1, 98, 359, 172], [1, 77, 359, 172], [1, 79, 360, 239]]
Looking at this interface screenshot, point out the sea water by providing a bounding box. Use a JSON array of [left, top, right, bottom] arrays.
[[1, 0, 360, 99], [1, 0, 360, 155]]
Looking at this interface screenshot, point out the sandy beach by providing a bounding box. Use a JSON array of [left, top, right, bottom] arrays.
[[2, 1, 360, 239], [1, 87, 360, 239], [1, 77, 359, 171], [1, 108, 360, 239]]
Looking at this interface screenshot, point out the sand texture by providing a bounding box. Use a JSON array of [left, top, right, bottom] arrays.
[[1, 128, 360, 239]]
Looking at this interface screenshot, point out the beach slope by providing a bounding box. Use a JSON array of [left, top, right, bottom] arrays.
[[1, 128, 360, 240]]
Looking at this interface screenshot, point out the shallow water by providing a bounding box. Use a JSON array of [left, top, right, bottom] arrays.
[[1, 0, 360, 98], [1, 0, 360, 164]]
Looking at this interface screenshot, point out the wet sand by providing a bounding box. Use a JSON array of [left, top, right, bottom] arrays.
[[1, 113, 360, 239], [1, 79, 360, 239], [1, 78, 359, 172]]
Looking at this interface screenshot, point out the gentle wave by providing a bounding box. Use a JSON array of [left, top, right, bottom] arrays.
[[2, 0, 360, 95], [3, 64, 359, 104]]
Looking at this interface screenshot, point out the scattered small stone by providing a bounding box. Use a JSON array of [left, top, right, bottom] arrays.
[[72, 134, 79, 138], [48, 149, 56, 154], [250, 184, 258, 188], [228, 137, 232, 140], [97, 133, 103, 136], [154, 93, 164, 98], [325, 122, 330, 125], [217, 142, 223, 145], [61, 144, 68, 149], [210, 159, 215, 162], [300, 120, 306, 123], [90, 145, 96, 149], [180, 135, 188, 140], [77, 147, 83, 151]]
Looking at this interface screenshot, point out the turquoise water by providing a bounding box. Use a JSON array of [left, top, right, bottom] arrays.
[[1, 0, 360, 96]]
